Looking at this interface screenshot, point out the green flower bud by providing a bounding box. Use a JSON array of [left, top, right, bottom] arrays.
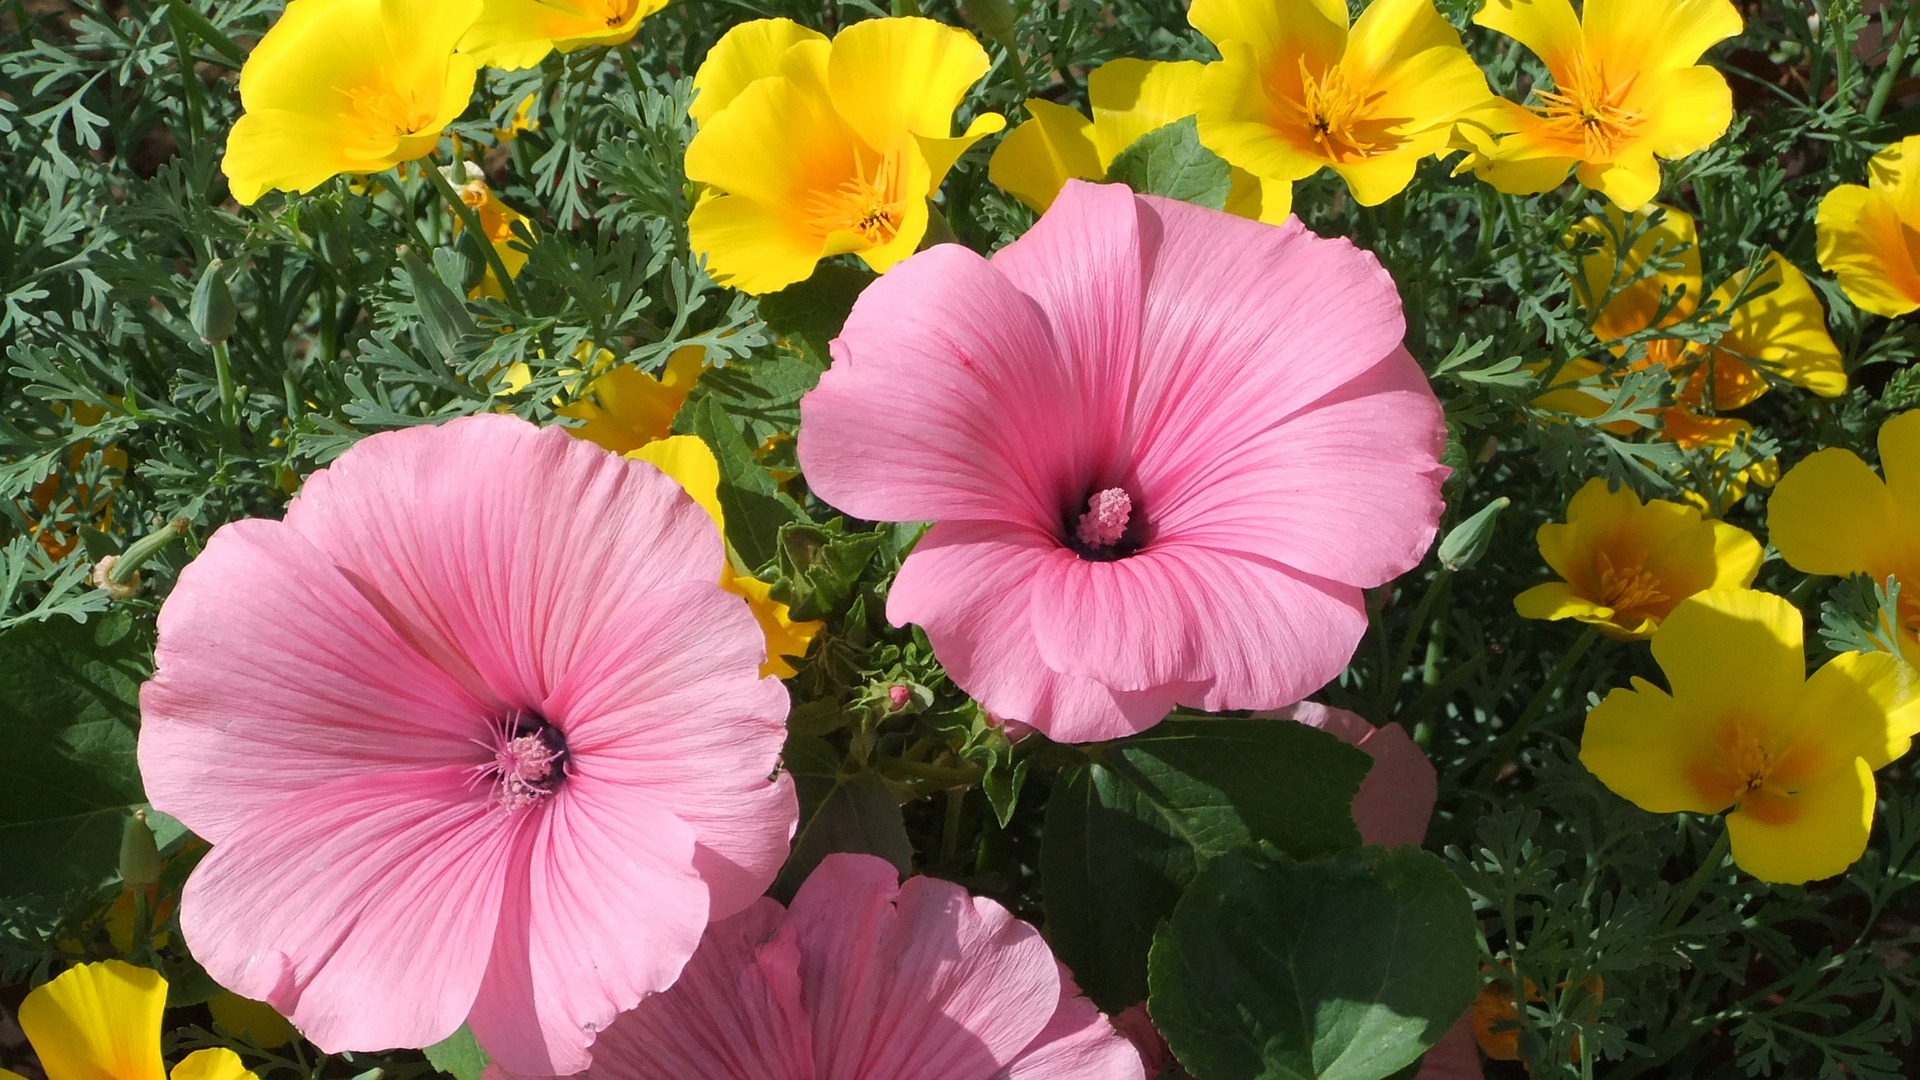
[[190, 259, 237, 346], [119, 809, 162, 888], [1438, 496, 1510, 572]]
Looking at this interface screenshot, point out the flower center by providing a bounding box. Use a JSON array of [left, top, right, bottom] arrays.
[[480, 713, 570, 811], [1687, 718, 1798, 823], [807, 151, 907, 248], [346, 82, 437, 140], [1532, 61, 1641, 158], [1067, 487, 1144, 561], [1290, 58, 1394, 163], [1593, 550, 1667, 621]]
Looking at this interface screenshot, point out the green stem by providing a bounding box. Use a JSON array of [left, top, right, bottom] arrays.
[[1867, 15, 1912, 123], [163, 0, 244, 64], [1474, 627, 1601, 787], [1380, 569, 1451, 717], [1660, 827, 1733, 932], [422, 156, 524, 311], [109, 518, 190, 585], [211, 339, 240, 443], [619, 41, 647, 91]]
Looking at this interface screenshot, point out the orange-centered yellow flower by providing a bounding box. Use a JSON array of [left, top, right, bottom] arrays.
[[1188, 0, 1492, 206], [223, 0, 480, 205], [987, 58, 1289, 221], [1816, 135, 1920, 318], [0, 961, 258, 1080], [1515, 477, 1761, 640], [458, 0, 664, 70], [445, 165, 532, 300], [1460, 0, 1742, 210], [1768, 410, 1920, 654], [1581, 589, 1918, 885], [684, 17, 1004, 295]]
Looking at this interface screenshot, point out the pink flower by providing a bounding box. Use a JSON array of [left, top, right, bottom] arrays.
[[582, 852, 1144, 1079], [798, 180, 1447, 742], [136, 415, 797, 1074]]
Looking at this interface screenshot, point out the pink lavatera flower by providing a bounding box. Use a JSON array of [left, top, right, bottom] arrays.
[[799, 180, 1448, 742], [136, 415, 797, 1075], [582, 852, 1146, 1080]]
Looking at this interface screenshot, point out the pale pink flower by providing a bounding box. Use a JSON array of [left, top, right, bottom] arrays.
[[583, 852, 1144, 1080], [798, 180, 1447, 742], [136, 415, 797, 1074]]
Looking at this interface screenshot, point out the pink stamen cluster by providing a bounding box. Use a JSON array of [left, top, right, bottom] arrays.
[[1074, 487, 1133, 549]]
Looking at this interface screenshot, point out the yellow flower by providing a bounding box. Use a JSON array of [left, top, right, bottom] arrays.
[[1580, 589, 1918, 884], [1816, 135, 1920, 318], [1515, 477, 1761, 640], [222, 0, 480, 205], [445, 165, 532, 299], [986, 58, 1289, 222], [1768, 410, 1920, 651], [1, 961, 258, 1080], [1188, 0, 1492, 206], [1460, 0, 1741, 210], [560, 348, 823, 676], [683, 17, 1004, 294], [459, 0, 663, 71], [493, 92, 540, 141]]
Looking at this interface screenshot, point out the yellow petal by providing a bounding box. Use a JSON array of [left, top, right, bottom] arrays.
[[222, 109, 369, 205], [1330, 152, 1421, 206], [1457, 99, 1577, 195], [1194, 42, 1325, 183], [1338, 0, 1492, 165], [1816, 183, 1920, 318], [1877, 410, 1920, 525], [1223, 167, 1293, 222], [1470, 0, 1582, 77], [689, 192, 829, 295], [1871, 134, 1920, 222], [1792, 652, 1917, 771], [987, 100, 1101, 213], [724, 572, 824, 679], [688, 18, 827, 127], [1634, 64, 1735, 160], [1727, 757, 1873, 885], [630, 434, 725, 533], [169, 1050, 258, 1080], [1582, 0, 1742, 79], [1650, 589, 1805, 730], [916, 111, 1006, 191], [1188, 0, 1348, 69], [1575, 152, 1663, 212], [1709, 254, 1844, 405], [1703, 519, 1764, 590], [825, 17, 991, 153], [1537, 477, 1638, 583], [1514, 582, 1650, 638], [1568, 205, 1700, 340], [1087, 58, 1208, 167], [560, 348, 705, 453], [206, 993, 295, 1050], [1580, 677, 1729, 813], [19, 960, 169, 1080], [1767, 446, 1900, 578]]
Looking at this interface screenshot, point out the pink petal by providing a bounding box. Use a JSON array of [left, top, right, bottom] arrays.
[[282, 414, 723, 711], [1144, 352, 1448, 589], [790, 854, 1063, 1078], [1003, 972, 1148, 1080], [798, 244, 1092, 532], [176, 769, 521, 1053], [1275, 702, 1438, 847], [543, 582, 796, 919], [139, 519, 490, 843], [887, 521, 1196, 743]]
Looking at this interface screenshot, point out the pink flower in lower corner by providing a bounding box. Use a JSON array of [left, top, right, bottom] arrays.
[[135, 415, 797, 1074], [583, 853, 1145, 1080], [798, 179, 1448, 743]]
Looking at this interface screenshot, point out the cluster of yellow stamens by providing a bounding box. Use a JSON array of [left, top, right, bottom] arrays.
[[1531, 63, 1642, 159], [806, 152, 907, 246]]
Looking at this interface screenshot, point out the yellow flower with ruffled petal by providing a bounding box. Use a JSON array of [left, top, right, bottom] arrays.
[[987, 58, 1289, 221], [1515, 477, 1761, 640], [459, 0, 664, 70], [1581, 589, 1919, 884], [1, 961, 259, 1080], [684, 17, 1004, 294], [1816, 135, 1920, 318], [222, 0, 479, 205], [1459, 0, 1741, 210], [1188, 0, 1492, 206]]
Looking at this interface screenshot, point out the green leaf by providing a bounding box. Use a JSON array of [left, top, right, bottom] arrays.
[[773, 739, 912, 901], [685, 395, 804, 570], [1103, 117, 1233, 210], [0, 612, 151, 912], [776, 519, 884, 621], [1148, 847, 1479, 1080], [755, 264, 874, 347], [424, 1024, 490, 1080], [1040, 717, 1370, 1010]]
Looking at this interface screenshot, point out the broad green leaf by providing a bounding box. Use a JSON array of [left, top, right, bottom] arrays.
[[424, 1024, 490, 1080], [1040, 717, 1370, 1010], [685, 395, 804, 571], [755, 263, 873, 346], [1103, 117, 1233, 210], [1148, 846, 1479, 1080], [773, 737, 912, 901]]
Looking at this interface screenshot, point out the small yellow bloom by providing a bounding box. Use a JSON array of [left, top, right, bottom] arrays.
[[446, 166, 532, 299], [459, 0, 664, 70], [558, 344, 706, 452], [1189, 0, 1492, 206], [1460, 0, 1741, 210], [222, 0, 480, 205], [684, 17, 1004, 294], [1816, 135, 1920, 318], [2, 961, 258, 1080], [1515, 477, 1761, 639], [1581, 589, 1919, 884], [986, 58, 1289, 221], [1768, 410, 1920, 650]]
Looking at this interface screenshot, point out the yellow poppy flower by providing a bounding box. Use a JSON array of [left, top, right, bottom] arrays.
[[447, 167, 532, 300], [1460, 0, 1741, 210], [1188, 0, 1492, 206], [1581, 589, 1919, 884], [683, 17, 1004, 294], [558, 344, 706, 452], [1816, 135, 1920, 318], [1768, 410, 1920, 651], [458, 0, 664, 71], [987, 58, 1290, 221], [3, 961, 259, 1080], [1514, 477, 1761, 639], [1660, 409, 1779, 516], [222, 0, 480, 205]]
